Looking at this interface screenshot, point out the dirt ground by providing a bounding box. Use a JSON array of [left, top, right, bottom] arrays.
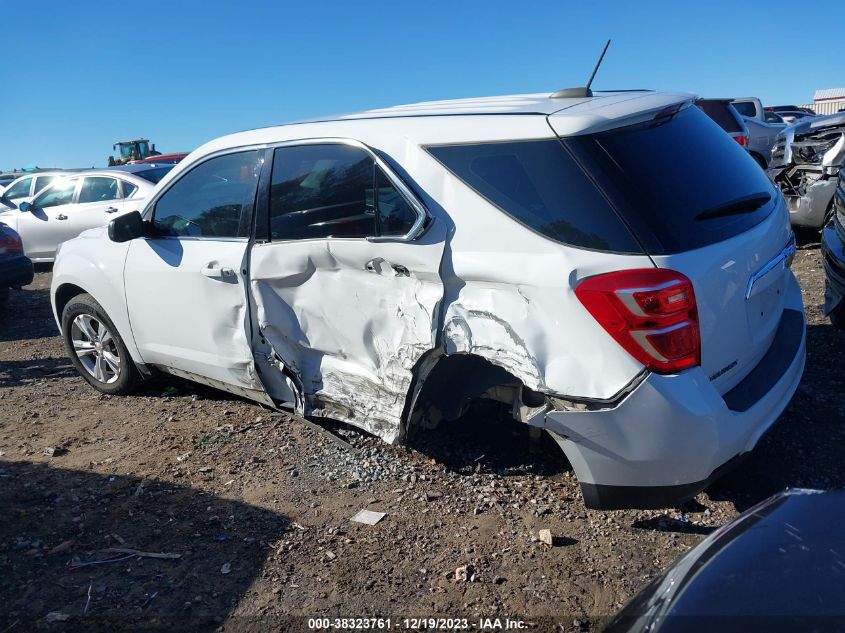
[[1, 244, 843, 632]]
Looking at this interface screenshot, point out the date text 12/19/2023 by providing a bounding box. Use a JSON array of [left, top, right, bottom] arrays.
[[307, 617, 528, 630]]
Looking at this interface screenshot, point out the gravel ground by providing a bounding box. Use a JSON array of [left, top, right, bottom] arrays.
[[1, 246, 843, 632]]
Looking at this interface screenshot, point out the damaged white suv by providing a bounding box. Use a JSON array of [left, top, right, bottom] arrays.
[[51, 90, 805, 509]]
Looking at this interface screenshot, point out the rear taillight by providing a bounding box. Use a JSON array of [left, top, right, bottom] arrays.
[[575, 269, 700, 374], [734, 134, 748, 147], [0, 233, 23, 254]]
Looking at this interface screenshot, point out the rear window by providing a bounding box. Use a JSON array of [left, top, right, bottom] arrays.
[[426, 140, 643, 253], [563, 105, 777, 254], [732, 101, 756, 118], [694, 100, 743, 133]]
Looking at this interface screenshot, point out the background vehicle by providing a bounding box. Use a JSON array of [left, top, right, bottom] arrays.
[[769, 112, 845, 229], [732, 97, 786, 124], [108, 162, 176, 184], [0, 171, 65, 212], [129, 152, 187, 165], [8, 171, 156, 262], [51, 90, 805, 510], [606, 489, 845, 632], [108, 139, 160, 166], [0, 222, 32, 308], [742, 116, 786, 168], [822, 171, 845, 329]]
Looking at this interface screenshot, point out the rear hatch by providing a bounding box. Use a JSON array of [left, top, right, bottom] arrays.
[[550, 104, 795, 393]]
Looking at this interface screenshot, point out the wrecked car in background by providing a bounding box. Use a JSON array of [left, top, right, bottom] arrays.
[[821, 170, 845, 329], [50, 89, 805, 510], [769, 112, 845, 229]]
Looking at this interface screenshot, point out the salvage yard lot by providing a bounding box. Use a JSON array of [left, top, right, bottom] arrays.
[[1, 246, 844, 630]]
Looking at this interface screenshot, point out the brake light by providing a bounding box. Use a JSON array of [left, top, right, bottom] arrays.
[[0, 233, 23, 254], [734, 134, 748, 147], [575, 269, 700, 374]]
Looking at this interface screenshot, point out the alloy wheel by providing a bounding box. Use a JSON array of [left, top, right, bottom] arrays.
[[70, 314, 121, 384]]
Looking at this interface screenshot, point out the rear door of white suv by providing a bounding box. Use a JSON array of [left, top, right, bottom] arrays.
[[248, 141, 444, 442]]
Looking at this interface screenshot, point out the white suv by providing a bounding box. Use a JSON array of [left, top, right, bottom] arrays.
[[50, 90, 805, 509]]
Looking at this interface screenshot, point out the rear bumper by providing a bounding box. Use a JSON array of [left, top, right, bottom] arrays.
[[0, 254, 34, 289], [536, 279, 806, 509], [822, 220, 845, 314]]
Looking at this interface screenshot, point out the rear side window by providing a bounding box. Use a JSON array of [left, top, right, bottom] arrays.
[[153, 151, 260, 238], [78, 177, 119, 203], [121, 180, 138, 198], [563, 105, 777, 254], [694, 100, 743, 133], [427, 140, 643, 253], [269, 144, 419, 240], [731, 101, 756, 118]]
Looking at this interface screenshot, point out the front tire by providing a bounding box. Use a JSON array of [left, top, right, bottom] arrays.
[[61, 293, 140, 394]]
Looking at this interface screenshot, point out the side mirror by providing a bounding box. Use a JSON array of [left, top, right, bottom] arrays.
[[18, 201, 32, 212], [108, 211, 147, 242]]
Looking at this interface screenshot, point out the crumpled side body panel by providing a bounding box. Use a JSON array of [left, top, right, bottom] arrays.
[[249, 236, 444, 443]]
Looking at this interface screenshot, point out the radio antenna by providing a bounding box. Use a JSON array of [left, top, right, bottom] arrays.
[[551, 39, 612, 99]]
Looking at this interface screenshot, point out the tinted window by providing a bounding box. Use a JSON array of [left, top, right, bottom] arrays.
[[154, 151, 260, 238], [78, 177, 119, 204], [375, 167, 417, 236], [34, 179, 77, 208], [270, 144, 374, 240], [695, 100, 743, 133], [732, 101, 756, 118], [133, 166, 173, 184], [34, 176, 56, 194], [427, 140, 642, 252], [121, 180, 138, 198], [563, 105, 777, 254], [3, 177, 32, 200]]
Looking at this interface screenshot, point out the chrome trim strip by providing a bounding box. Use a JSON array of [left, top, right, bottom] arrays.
[[745, 236, 797, 300]]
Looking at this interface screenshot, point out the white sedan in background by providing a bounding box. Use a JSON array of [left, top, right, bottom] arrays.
[[0, 171, 66, 212], [1, 169, 162, 262]]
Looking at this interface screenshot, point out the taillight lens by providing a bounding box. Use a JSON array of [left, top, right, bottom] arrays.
[[0, 233, 23, 254], [575, 269, 700, 374], [734, 134, 748, 147]]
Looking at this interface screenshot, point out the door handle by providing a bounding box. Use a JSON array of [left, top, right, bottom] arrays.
[[56, 214, 68, 220], [364, 258, 410, 277], [201, 264, 235, 280], [105, 206, 119, 214]]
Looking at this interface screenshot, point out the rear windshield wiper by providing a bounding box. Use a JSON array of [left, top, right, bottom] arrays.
[[694, 192, 772, 221]]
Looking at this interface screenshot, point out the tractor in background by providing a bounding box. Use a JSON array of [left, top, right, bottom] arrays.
[[108, 139, 160, 166]]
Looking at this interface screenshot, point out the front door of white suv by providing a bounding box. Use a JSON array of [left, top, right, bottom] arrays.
[[248, 141, 444, 442], [123, 150, 277, 400]]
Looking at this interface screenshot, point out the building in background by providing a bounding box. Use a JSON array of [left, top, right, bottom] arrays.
[[802, 88, 845, 116]]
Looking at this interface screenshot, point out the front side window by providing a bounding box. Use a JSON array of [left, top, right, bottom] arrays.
[[34, 178, 77, 208], [3, 177, 32, 200], [153, 150, 260, 238], [269, 144, 418, 240], [78, 177, 119, 204]]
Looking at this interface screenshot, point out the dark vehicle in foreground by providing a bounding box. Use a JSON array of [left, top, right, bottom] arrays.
[[0, 222, 33, 306], [606, 489, 845, 632], [822, 172, 845, 329], [769, 112, 845, 229]]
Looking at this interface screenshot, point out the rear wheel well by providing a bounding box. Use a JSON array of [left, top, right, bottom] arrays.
[[404, 353, 546, 436], [54, 283, 88, 322]]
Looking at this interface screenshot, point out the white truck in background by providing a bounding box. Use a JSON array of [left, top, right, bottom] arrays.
[[733, 97, 787, 167]]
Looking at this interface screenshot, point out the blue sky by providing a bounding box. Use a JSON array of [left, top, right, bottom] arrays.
[[0, 0, 839, 170]]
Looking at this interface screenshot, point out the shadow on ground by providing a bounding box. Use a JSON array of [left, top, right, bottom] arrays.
[[0, 288, 56, 342], [406, 401, 571, 477], [0, 461, 288, 631]]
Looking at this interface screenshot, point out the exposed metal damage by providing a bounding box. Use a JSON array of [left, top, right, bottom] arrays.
[[769, 113, 845, 228]]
